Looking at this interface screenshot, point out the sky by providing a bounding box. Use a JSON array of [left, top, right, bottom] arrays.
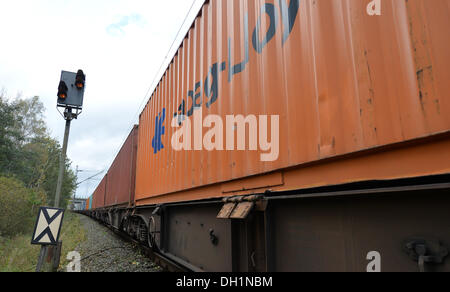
[[0, 0, 205, 199]]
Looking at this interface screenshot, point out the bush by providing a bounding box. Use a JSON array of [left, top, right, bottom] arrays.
[[0, 177, 41, 237]]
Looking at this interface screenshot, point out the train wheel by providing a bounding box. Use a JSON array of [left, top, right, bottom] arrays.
[[147, 216, 159, 252], [120, 218, 127, 233], [126, 219, 135, 238], [137, 219, 148, 245]]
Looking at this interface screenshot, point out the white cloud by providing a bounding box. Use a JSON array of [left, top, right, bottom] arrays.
[[0, 0, 205, 198], [106, 14, 146, 37]]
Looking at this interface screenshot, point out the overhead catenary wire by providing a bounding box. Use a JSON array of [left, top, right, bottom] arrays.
[[76, 169, 105, 187], [130, 0, 200, 125]]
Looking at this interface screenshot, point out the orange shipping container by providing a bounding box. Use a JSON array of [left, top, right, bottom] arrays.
[[92, 175, 107, 209], [135, 0, 450, 206], [85, 197, 90, 211], [105, 126, 139, 208]]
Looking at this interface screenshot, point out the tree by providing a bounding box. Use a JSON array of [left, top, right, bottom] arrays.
[[0, 93, 77, 217], [0, 177, 46, 237], [0, 94, 24, 175], [38, 137, 77, 207], [12, 95, 48, 142]]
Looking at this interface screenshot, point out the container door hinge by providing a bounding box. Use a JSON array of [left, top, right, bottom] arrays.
[[404, 238, 449, 272], [217, 195, 267, 219]]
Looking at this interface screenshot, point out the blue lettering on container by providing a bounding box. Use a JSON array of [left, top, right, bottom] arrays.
[[152, 108, 166, 154]]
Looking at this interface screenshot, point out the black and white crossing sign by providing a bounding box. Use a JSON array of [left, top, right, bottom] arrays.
[[31, 207, 65, 246]]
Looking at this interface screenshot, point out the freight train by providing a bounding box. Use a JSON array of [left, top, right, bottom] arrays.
[[81, 0, 450, 272]]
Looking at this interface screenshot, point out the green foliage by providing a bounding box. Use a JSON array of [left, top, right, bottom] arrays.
[[0, 95, 24, 174], [0, 92, 77, 237], [0, 234, 41, 272], [15, 135, 77, 207], [0, 177, 44, 237], [58, 213, 87, 270], [12, 96, 48, 141], [0, 213, 86, 272]]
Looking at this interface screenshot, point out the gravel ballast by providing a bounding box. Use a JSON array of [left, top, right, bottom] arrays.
[[75, 214, 161, 272]]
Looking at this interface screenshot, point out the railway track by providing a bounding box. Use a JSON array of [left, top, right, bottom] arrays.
[[101, 219, 190, 272]]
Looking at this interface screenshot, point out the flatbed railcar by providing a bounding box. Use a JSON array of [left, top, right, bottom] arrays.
[[82, 0, 450, 272]]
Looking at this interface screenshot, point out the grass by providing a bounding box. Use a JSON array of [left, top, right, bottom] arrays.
[[58, 213, 87, 270], [0, 212, 86, 272], [0, 234, 41, 272]]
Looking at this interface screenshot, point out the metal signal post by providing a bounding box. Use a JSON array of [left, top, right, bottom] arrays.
[[54, 108, 76, 208], [35, 70, 86, 272], [54, 70, 85, 208]]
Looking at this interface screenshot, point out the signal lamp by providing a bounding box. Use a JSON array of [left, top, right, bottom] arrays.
[[58, 81, 68, 99], [75, 70, 85, 89]]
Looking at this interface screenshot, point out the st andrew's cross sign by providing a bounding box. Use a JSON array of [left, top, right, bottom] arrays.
[[31, 207, 65, 246]]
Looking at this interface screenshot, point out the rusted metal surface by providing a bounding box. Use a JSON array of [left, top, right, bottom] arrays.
[[266, 188, 450, 272], [85, 174, 450, 272], [135, 0, 450, 206], [92, 175, 107, 210], [104, 126, 139, 208], [161, 204, 233, 272]]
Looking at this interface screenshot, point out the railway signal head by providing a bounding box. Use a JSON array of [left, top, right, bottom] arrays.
[[75, 70, 85, 89], [57, 70, 86, 110], [58, 81, 68, 99]]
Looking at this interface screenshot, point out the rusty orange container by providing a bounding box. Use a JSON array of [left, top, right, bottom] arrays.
[[92, 175, 107, 209], [105, 126, 139, 208], [85, 197, 90, 211], [135, 0, 450, 206]]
